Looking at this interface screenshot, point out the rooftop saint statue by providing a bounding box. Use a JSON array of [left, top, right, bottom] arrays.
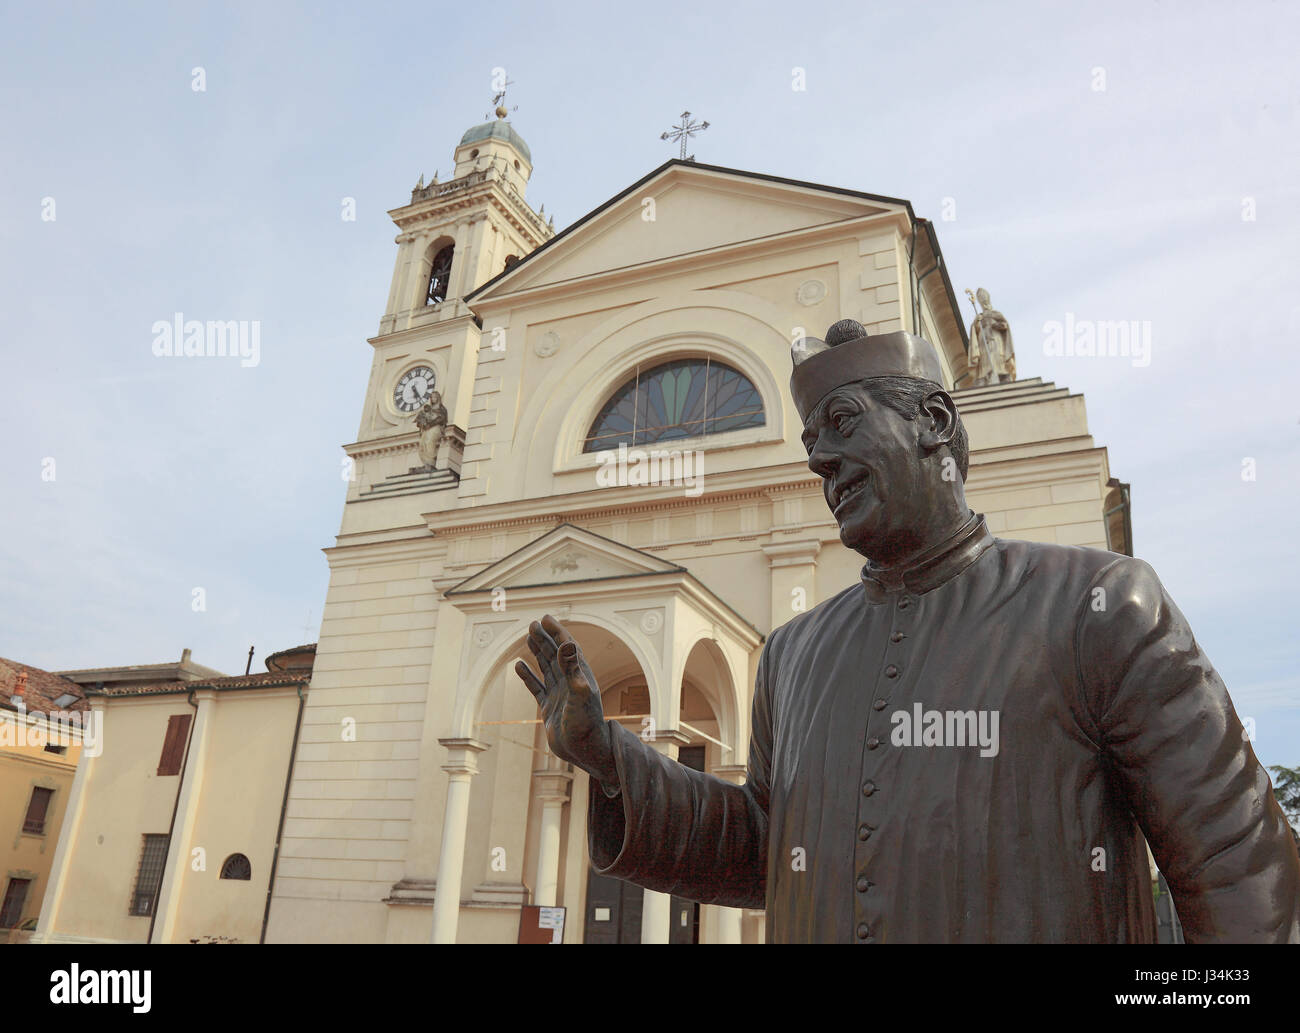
[[966, 287, 1015, 386], [515, 318, 1300, 943]]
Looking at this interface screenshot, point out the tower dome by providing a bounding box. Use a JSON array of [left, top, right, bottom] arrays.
[[457, 119, 531, 164]]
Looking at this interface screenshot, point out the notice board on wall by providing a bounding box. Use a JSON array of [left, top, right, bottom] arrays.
[[518, 904, 566, 944]]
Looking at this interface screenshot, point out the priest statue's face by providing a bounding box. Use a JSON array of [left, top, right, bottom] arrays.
[[801, 379, 952, 563]]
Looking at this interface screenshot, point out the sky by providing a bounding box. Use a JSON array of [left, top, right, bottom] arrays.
[[1, 0, 1297, 768]]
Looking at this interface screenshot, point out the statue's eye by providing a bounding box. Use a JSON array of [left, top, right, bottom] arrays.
[[833, 411, 854, 434]]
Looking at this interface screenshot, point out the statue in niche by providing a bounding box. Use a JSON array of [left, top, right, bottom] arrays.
[[413, 391, 447, 471]]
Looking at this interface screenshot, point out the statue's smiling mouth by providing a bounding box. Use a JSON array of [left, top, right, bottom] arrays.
[[832, 472, 870, 513]]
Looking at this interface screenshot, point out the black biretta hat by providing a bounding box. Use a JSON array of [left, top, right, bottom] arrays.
[[791, 319, 947, 422]]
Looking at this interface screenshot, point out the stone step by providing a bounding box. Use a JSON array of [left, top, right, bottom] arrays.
[[357, 468, 459, 500], [957, 387, 1070, 411], [953, 377, 1051, 400]]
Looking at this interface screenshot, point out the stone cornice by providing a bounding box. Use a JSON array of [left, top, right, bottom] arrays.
[[366, 314, 480, 350], [343, 432, 419, 460], [714, 763, 748, 784], [439, 736, 490, 775], [390, 173, 549, 247], [642, 728, 693, 748], [423, 468, 825, 538], [531, 769, 574, 802], [761, 539, 823, 567], [965, 446, 1111, 494]]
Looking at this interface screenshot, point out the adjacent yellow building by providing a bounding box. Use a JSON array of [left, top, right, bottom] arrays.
[[0, 660, 88, 942], [31, 646, 312, 943]]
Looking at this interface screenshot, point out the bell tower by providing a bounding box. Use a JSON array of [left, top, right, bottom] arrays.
[[349, 109, 553, 497]]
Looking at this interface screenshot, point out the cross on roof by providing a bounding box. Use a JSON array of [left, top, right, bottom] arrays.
[[660, 110, 710, 161]]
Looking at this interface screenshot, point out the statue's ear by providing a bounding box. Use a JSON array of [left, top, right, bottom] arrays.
[[918, 389, 959, 449]]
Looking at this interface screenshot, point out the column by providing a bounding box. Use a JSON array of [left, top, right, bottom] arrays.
[[152, 690, 215, 943], [707, 764, 749, 943], [640, 730, 690, 944], [429, 737, 488, 944], [408, 230, 434, 313], [404, 598, 466, 886], [449, 217, 477, 303], [384, 232, 417, 330], [32, 701, 104, 942], [531, 769, 573, 907]]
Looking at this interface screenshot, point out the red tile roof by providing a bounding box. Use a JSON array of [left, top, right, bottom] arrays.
[[0, 658, 89, 715], [86, 670, 309, 697]]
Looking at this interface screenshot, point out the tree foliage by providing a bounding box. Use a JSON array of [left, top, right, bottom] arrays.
[[1267, 765, 1300, 848]]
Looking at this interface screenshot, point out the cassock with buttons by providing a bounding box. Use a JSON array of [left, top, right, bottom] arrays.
[[587, 324, 1300, 943]]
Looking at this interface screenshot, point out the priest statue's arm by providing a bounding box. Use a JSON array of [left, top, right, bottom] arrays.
[[1078, 557, 1300, 943], [515, 614, 770, 908]]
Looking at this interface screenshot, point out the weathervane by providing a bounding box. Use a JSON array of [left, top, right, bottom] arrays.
[[660, 110, 710, 161], [487, 78, 517, 120]]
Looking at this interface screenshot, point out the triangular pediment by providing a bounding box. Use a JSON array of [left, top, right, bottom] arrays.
[[446, 523, 685, 595], [467, 160, 907, 302]]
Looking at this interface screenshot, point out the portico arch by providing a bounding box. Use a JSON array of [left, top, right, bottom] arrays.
[[677, 634, 747, 761], [429, 521, 764, 943], [449, 610, 667, 741]]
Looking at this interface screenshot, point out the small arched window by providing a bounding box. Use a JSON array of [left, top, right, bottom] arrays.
[[426, 244, 455, 305], [219, 854, 251, 880], [584, 358, 765, 452]]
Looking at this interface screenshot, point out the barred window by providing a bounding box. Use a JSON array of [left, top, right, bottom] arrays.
[[130, 834, 169, 916], [219, 854, 252, 881]]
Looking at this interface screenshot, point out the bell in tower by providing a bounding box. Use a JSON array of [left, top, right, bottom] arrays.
[[381, 107, 547, 335]]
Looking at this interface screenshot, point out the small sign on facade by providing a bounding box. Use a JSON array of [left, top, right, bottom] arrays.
[[517, 904, 567, 944]]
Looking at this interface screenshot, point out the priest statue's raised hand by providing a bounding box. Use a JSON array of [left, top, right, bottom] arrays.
[[515, 318, 1300, 944]]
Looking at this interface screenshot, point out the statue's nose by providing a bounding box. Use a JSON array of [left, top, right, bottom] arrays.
[[808, 446, 837, 479]]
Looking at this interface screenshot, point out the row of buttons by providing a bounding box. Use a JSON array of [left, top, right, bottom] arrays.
[[854, 595, 914, 942]]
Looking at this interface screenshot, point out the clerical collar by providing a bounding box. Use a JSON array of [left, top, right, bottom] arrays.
[[859, 512, 994, 603]]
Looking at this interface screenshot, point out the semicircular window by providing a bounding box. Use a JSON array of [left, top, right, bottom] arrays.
[[584, 358, 765, 452], [219, 853, 251, 881]]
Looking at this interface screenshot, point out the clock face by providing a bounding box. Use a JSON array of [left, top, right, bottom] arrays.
[[394, 365, 436, 413]]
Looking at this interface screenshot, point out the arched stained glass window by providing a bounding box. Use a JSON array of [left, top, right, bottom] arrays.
[[584, 358, 765, 452], [426, 244, 454, 305], [219, 853, 251, 880]]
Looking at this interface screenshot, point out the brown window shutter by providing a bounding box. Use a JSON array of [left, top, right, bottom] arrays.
[[157, 713, 193, 775], [23, 787, 53, 834]]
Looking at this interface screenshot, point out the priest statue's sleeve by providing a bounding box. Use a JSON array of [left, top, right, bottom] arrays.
[[1079, 556, 1300, 943], [586, 645, 773, 909]]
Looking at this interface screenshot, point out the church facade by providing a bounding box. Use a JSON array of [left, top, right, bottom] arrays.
[[264, 115, 1131, 944]]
